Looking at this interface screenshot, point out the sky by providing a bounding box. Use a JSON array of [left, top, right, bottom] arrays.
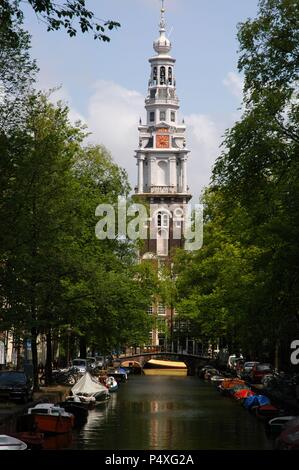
[[23, 0, 260, 201]]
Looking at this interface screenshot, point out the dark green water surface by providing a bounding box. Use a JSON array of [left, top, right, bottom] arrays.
[[71, 375, 272, 450]]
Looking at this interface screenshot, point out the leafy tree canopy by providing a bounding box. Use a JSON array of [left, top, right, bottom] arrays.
[[2, 0, 120, 42]]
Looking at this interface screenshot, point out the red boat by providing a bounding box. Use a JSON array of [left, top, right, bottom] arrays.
[[254, 404, 280, 421], [27, 403, 74, 434], [233, 389, 255, 400]]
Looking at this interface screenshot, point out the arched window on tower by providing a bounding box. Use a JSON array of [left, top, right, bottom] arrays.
[[157, 229, 168, 256], [168, 67, 172, 85], [157, 211, 169, 229], [157, 212, 162, 228], [156, 209, 170, 256], [153, 67, 157, 85], [160, 66, 166, 85]]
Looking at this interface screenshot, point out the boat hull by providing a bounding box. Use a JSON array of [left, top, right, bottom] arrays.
[[143, 359, 187, 370], [143, 359, 188, 376], [32, 414, 74, 434], [0, 435, 27, 450]]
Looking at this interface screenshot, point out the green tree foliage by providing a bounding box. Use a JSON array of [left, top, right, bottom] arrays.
[[0, 1, 38, 130], [0, 94, 153, 386], [175, 0, 299, 366], [213, 0, 299, 335], [2, 0, 120, 42], [0, 3, 153, 384]]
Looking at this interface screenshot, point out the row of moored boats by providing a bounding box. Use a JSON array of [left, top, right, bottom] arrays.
[[200, 365, 299, 450], [0, 367, 128, 450]]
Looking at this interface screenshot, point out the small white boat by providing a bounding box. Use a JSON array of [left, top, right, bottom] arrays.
[[268, 416, 298, 434], [210, 375, 225, 384], [106, 376, 118, 392], [0, 435, 27, 450]]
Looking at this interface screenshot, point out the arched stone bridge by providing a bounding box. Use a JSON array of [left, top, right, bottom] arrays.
[[117, 352, 212, 375]]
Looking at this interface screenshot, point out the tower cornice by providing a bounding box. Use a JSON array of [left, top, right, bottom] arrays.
[[149, 56, 176, 63]]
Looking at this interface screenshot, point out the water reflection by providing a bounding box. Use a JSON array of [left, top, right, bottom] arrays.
[[43, 432, 72, 450], [71, 375, 272, 450], [149, 401, 176, 449]]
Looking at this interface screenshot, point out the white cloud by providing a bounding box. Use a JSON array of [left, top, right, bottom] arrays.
[[83, 80, 225, 200], [37, 81, 87, 125], [81, 80, 227, 201], [35, 77, 143, 186], [36, 79, 230, 202], [223, 71, 244, 99], [185, 114, 224, 201], [86, 80, 144, 184]]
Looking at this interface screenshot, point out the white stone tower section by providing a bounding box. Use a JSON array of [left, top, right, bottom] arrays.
[[134, 0, 192, 259]]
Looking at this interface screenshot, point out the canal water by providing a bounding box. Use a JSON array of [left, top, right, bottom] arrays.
[[71, 374, 272, 450]]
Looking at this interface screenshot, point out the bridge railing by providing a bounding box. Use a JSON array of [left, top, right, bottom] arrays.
[[120, 346, 210, 358], [121, 346, 164, 356]]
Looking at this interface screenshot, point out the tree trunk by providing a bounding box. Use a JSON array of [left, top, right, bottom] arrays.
[[16, 336, 21, 370], [45, 329, 53, 386], [79, 336, 87, 358], [31, 327, 39, 391]]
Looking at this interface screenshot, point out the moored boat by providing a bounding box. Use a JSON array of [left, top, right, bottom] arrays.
[[56, 401, 89, 426], [143, 359, 187, 376], [66, 394, 96, 409], [227, 384, 250, 397], [254, 404, 281, 421], [120, 360, 142, 374], [27, 403, 74, 434], [210, 375, 225, 385], [107, 367, 128, 382], [233, 388, 255, 400], [144, 359, 187, 370], [106, 376, 118, 392], [70, 371, 110, 406], [243, 394, 270, 410], [218, 378, 245, 395], [72, 371, 109, 399], [204, 368, 220, 380], [0, 434, 27, 450], [268, 416, 298, 436], [8, 432, 44, 449]]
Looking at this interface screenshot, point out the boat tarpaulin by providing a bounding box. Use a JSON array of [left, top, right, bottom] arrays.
[[233, 389, 255, 399], [71, 372, 108, 396], [243, 394, 270, 409]]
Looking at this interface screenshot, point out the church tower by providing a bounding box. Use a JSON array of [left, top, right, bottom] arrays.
[[135, 1, 191, 260], [134, 1, 192, 347]]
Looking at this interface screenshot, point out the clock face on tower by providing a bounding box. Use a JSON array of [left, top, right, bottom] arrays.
[[156, 134, 170, 149]]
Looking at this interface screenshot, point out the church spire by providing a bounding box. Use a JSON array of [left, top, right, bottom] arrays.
[[159, 0, 166, 33], [154, 0, 171, 55]]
